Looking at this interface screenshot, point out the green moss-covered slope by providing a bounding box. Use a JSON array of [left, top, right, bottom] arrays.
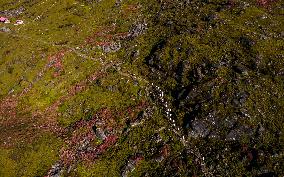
[[0, 0, 283, 176]]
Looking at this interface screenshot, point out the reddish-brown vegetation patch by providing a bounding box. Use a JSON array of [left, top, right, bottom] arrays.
[[122, 4, 141, 16], [0, 96, 18, 119], [58, 99, 148, 167], [257, 0, 277, 7], [124, 100, 148, 121], [0, 96, 42, 148], [160, 144, 170, 158], [48, 49, 70, 77], [59, 113, 118, 166]]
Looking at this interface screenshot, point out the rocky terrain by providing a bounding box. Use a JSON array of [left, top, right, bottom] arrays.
[[0, 0, 283, 176]]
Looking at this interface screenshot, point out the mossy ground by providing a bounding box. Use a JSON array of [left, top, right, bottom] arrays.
[[0, 0, 283, 176]]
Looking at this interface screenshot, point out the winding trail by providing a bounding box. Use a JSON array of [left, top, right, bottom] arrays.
[[3, 28, 210, 175]]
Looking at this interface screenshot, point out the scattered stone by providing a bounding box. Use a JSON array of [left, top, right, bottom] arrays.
[[149, 133, 163, 146], [153, 144, 169, 162], [107, 85, 115, 92], [0, 6, 25, 17], [208, 131, 220, 139], [225, 125, 253, 141], [133, 80, 139, 86], [131, 110, 146, 127], [188, 120, 210, 138], [233, 91, 249, 106], [92, 125, 107, 141], [128, 22, 147, 38], [224, 119, 235, 130], [0, 27, 11, 32], [47, 162, 63, 177], [121, 154, 144, 177], [115, 0, 123, 6], [78, 139, 90, 151], [102, 42, 121, 53]]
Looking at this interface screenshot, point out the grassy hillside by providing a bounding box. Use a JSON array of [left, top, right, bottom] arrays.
[[0, 0, 283, 176]]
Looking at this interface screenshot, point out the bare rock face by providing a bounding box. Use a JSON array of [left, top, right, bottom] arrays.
[[188, 120, 209, 138], [128, 22, 147, 38], [0, 6, 25, 17], [225, 125, 254, 141], [121, 154, 144, 177], [101, 42, 121, 53], [47, 162, 63, 177]]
